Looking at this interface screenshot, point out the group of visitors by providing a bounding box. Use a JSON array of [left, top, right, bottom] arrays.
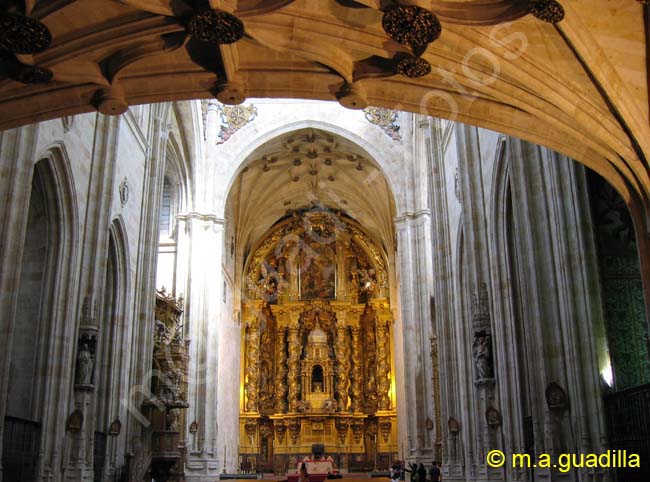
[[390, 461, 441, 482]]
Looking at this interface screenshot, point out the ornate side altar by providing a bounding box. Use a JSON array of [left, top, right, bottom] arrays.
[[238, 209, 397, 474]]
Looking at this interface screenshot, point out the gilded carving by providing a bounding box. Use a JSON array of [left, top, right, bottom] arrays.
[[259, 308, 276, 411], [245, 319, 260, 412], [335, 323, 351, 411], [288, 419, 301, 444], [239, 209, 396, 463], [287, 325, 301, 411], [376, 319, 391, 410], [275, 327, 288, 413], [349, 326, 363, 412], [275, 420, 287, 443], [351, 420, 364, 444], [245, 209, 388, 300], [379, 418, 392, 443], [244, 418, 258, 444], [336, 417, 350, 444]]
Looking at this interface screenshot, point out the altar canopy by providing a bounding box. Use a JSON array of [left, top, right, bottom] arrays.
[[239, 209, 398, 474]]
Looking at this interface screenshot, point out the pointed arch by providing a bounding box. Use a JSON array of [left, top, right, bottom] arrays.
[[3, 142, 79, 480], [95, 216, 131, 479]]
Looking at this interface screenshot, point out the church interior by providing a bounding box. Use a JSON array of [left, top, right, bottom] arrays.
[[0, 1, 649, 482]]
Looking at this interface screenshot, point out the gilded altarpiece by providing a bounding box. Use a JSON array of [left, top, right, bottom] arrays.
[[239, 210, 397, 474]]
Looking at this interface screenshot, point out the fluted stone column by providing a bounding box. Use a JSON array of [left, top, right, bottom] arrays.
[[66, 113, 122, 482], [0, 125, 40, 482]]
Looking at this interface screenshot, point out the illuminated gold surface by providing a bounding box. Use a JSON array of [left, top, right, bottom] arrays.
[[239, 210, 397, 472]]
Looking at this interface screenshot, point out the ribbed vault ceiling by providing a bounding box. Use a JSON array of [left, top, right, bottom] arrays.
[[227, 128, 395, 256]]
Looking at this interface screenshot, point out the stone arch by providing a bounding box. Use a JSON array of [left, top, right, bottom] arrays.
[[94, 216, 131, 479], [485, 137, 530, 471], [3, 143, 79, 480], [221, 119, 405, 219]]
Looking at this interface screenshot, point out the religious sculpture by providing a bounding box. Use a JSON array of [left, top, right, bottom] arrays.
[[473, 332, 493, 380], [76, 342, 94, 386]]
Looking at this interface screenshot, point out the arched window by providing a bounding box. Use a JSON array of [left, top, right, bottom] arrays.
[[159, 177, 172, 237]]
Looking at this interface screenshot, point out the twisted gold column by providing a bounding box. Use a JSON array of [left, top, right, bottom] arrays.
[[350, 326, 362, 412], [275, 327, 288, 412], [245, 317, 260, 412], [287, 324, 301, 411], [376, 318, 391, 410], [336, 323, 350, 411]]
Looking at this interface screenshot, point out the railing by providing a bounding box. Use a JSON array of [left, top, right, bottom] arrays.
[[2, 416, 41, 482], [604, 383, 650, 482]]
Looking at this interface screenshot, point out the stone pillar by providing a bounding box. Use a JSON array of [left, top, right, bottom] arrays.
[[123, 104, 171, 480], [0, 125, 40, 482], [65, 113, 121, 482], [182, 213, 226, 478], [394, 210, 435, 460], [455, 124, 499, 480]]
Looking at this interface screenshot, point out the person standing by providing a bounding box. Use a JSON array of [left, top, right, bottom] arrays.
[[300, 462, 309, 482], [417, 463, 426, 482], [429, 461, 441, 482]]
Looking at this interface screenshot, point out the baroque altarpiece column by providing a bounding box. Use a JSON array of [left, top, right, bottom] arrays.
[[238, 209, 398, 474]]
